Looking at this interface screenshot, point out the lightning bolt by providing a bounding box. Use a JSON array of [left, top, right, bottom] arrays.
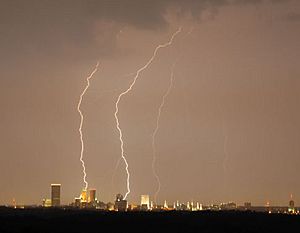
[[217, 84, 229, 190], [152, 60, 177, 204], [77, 61, 99, 190], [217, 78, 230, 198], [114, 28, 182, 200], [221, 121, 229, 175]]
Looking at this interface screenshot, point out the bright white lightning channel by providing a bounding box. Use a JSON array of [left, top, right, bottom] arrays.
[[114, 28, 182, 200], [77, 61, 99, 190], [152, 60, 177, 204]]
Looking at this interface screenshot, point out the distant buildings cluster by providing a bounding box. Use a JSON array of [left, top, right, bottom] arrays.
[[42, 184, 60, 208], [38, 183, 300, 214], [72, 189, 98, 209]]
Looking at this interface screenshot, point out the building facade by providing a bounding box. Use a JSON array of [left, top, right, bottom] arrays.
[[89, 189, 96, 203], [141, 195, 150, 210], [51, 184, 61, 207]]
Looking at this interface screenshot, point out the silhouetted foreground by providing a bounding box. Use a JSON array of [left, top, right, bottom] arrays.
[[0, 207, 299, 233]]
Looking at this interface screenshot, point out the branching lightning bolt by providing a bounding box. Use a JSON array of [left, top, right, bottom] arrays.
[[152, 60, 177, 204], [114, 28, 182, 200], [77, 61, 99, 190]]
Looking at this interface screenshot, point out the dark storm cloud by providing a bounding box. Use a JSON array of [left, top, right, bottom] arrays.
[[0, 0, 287, 59], [85, 0, 169, 30], [0, 0, 231, 35], [86, 0, 269, 29]]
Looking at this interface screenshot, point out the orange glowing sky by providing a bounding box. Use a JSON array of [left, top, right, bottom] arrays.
[[0, 0, 299, 206]]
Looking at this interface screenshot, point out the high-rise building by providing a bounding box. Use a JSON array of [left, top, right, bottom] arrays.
[[141, 195, 150, 210], [289, 194, 295, 214], [289, 199, 295, 208], [200, 203, 203, 211], [115, 194, 127, 211], [89, 189, 96, 203], [80, 189, 87, 203], [187, 201, 190, 210], [115, 200, 127, 211], [51, 184, 61, 207], [289, 194, 295, 208], [196, 202, 200, 211], [164, 200, 168, 209], [74, 198, 81, 208], [12, 198, 17, 209]]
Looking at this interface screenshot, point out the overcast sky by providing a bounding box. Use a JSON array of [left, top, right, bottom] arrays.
[[0, 0, 300, 206]]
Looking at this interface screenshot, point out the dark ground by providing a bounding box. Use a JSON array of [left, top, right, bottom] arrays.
[[0, 207, 299, 233]]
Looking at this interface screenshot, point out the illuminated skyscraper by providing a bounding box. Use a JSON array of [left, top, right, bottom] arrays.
[[289, 194, 295, 213], [88, 189, 96, 203], [80, 189, 87, 203], [12, 198, 17, 209], [150, 201, 153, 209], [164, 200, 168, 209], [289, 194, 295, 208], [187, 201, 190, 210], [141, 195, 150, 210], [51, 184, 61, 207]]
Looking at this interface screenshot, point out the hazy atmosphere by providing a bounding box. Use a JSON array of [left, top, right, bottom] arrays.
[[1, 0, 300, 206]]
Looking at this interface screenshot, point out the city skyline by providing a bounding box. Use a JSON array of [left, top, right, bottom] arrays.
[[35, 183, 299, 214], [8, 183, 299, 208], [1, 0, 300, 206]]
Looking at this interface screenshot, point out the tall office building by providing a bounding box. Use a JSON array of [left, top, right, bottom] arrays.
[[141, 195, 150, 210], [187, 201, 190, 210], [80, 189, 87, 202], [289, 194, 295, 213], [74, 198, 81, 208], [289, 194, 295, 208], [51, 184, 61, 207], [89, 189, 96, 203], [164, 200, 168, 209]]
